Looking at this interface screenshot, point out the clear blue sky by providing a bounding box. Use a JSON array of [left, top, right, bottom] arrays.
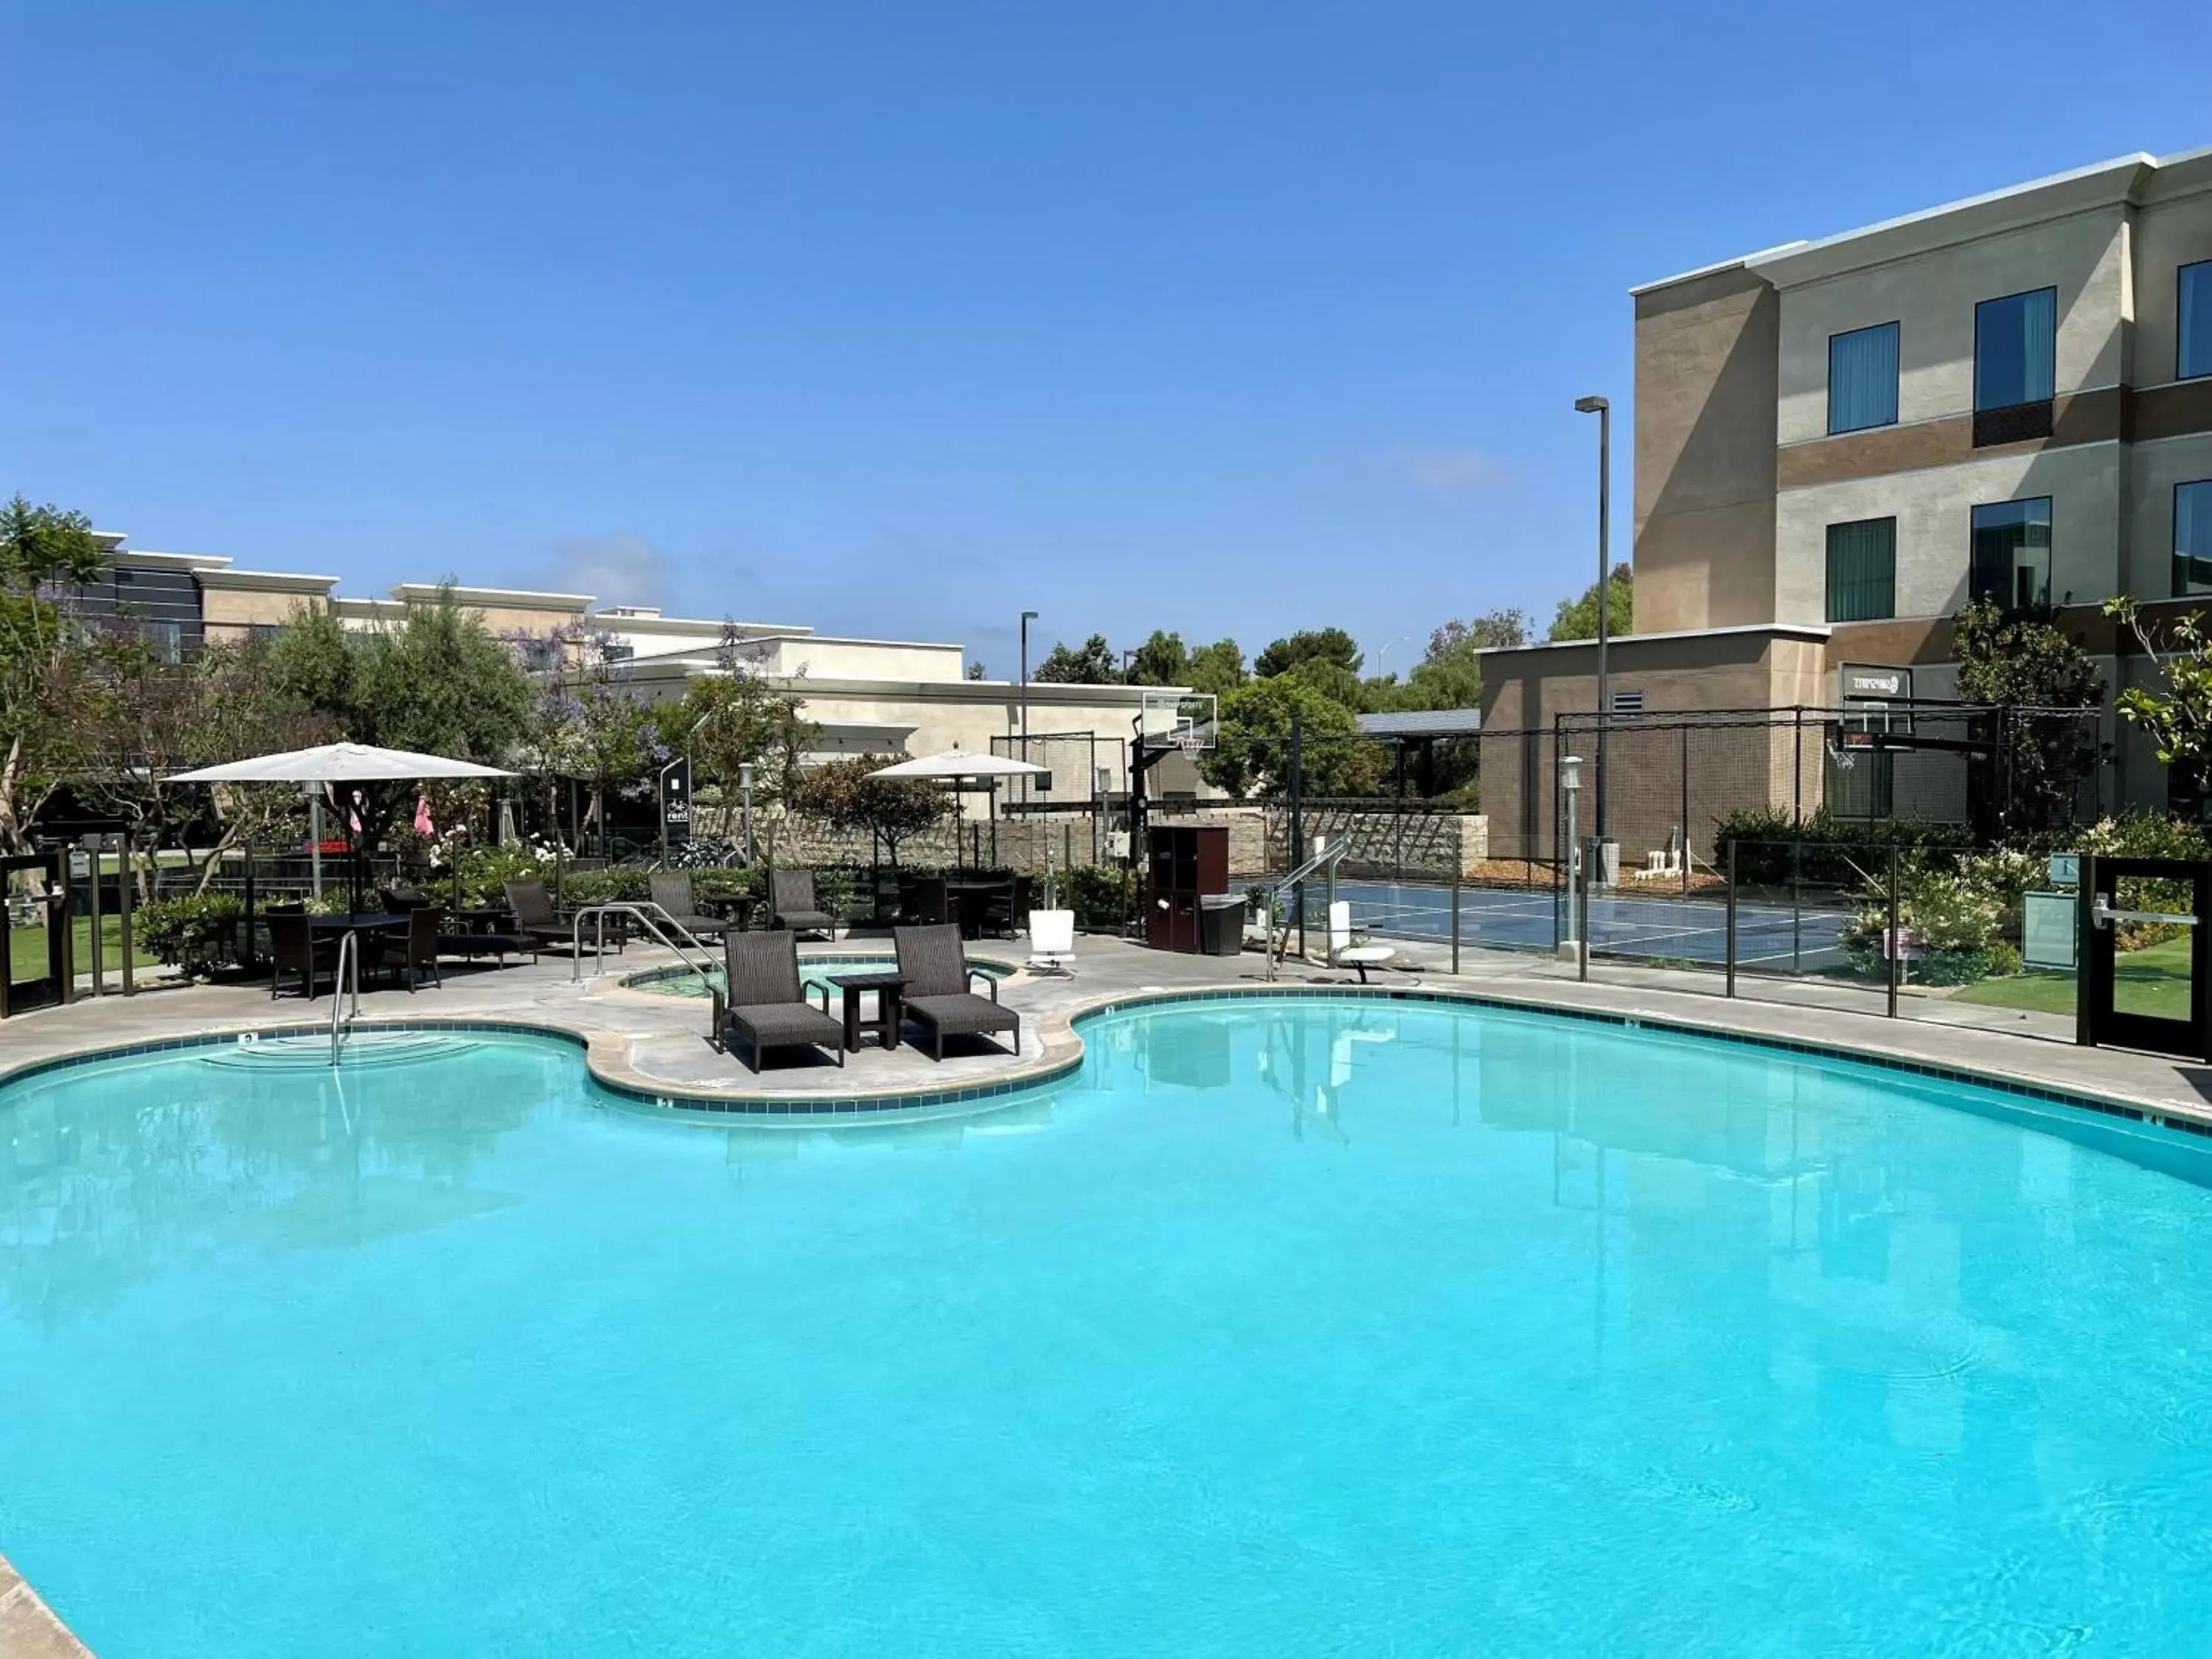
[[6, 1, 2207, 678]]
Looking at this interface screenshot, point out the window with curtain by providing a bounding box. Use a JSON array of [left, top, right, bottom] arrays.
[[1825, 518, 1897, 622], [2179, 480, 2212, 595], [2183, 262, 2212, 380], [1828, 322, 1899, 434], [1974, 287, 2057, 410], [1969, 498, 2053, 609]]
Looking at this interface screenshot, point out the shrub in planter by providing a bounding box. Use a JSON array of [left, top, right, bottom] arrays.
[[1065, 864, 1133, 933], [135, 894, 246, 978]]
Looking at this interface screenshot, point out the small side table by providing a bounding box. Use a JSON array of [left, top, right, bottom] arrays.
[[827, 971, 908, 1052]]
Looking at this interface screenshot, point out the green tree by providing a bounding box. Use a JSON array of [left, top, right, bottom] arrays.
[[0, 497, 109, 854], [658, 623, 815, 808], [1953, 597, 2104, 831], [1254, 627, 1361, 680], [1548, 563, 1633, 643], [1125, 630, 1190, 687], [265, 584, 535, 762], [787, 754, 949, 868], [1185, 638, 1246, 697], [1032, 633, 1120, 684], [965, 659, 987, 681], [1374, 608, 1527, 712], [1202, 677, 1385, 799], [2107, 596, 2212, 806]]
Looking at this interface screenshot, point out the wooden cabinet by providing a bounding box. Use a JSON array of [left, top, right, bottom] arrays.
[[1145, 826, 1229, 953]]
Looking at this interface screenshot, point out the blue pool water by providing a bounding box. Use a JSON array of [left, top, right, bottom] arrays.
[[4, 1001, 2212, 1655]]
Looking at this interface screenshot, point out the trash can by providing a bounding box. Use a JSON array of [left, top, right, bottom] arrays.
[[1199, 892, 1246, 957]]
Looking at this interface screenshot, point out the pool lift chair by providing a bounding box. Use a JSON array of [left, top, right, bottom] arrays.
[[1326, 900, 1396, 984]]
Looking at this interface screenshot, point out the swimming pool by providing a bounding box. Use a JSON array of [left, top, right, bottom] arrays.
[[4, 998, 2211, 1655], [626, 950, 1015, 998]]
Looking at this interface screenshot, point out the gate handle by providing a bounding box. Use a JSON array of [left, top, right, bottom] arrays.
[[2092, 902, 2198, 930]]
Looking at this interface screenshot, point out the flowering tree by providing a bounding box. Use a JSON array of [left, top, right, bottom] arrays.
[[515, 619, 667, 855]]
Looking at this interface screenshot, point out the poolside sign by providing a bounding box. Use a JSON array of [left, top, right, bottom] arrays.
[[1880, 926, 1922, 961], [2048, 852, 2080, 887], [659, 758, 692, 846], [2023, 891, 2077, 970]]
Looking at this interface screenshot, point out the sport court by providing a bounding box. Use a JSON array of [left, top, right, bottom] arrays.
[[1322, 880, 1851, 970]]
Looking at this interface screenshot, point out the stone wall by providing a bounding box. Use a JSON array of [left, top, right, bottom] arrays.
[[1261, 804, 1489, 881]]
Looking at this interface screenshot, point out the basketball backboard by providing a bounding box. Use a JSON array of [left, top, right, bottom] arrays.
[[1138, 690, 1218, 751]]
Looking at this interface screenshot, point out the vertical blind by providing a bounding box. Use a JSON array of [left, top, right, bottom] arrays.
[[1828, 322, 1900, 434], [1975, 288, 2057, 409], [1825, 518, 1896, 622]]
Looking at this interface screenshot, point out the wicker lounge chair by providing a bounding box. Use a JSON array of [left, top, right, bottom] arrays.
[[649, 872, 741, 948], [894, 923, 1020, 1060], [268, 911, 338, 1001], [770, 869, 838, 939], [504, 879, 586, 950], [719, 932, 845, 1073]]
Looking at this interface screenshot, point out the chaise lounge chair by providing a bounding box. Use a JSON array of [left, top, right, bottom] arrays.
[[894, 923, 1021, 1060], [504, 880, 583, 951], [650, 872, 742, 950], [770, 869, 839, 940], [717, 931, 846, 1073]]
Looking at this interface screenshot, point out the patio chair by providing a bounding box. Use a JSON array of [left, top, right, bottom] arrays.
[[649, 872, 740, 949], [504, 880, 584, 950], [770, 869, 838, 939], [1026, 908, 1076, 975], [719, 931, 845, 1073], [900, 873, 950, 927], [894, 923, 1020, 1060], [1326, 900, 1395, 984], [375, 905, 446, 992], [268, 911, 338, 1001]]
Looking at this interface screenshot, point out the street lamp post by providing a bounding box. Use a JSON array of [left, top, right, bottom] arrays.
[[739, 762, 755, 866], [1573, 395, 1612, 853], [1371, 635, 1409, 680], [1019, 610, 1040, 812]]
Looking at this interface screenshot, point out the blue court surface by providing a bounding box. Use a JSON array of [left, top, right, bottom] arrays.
[[1316, 880, 1850, 968]]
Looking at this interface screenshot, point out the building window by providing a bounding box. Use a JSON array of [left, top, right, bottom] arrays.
[[2183, 261, 2212, 381], [1825, 518, 1897, 622], [1827, 322, 1899, 434], [1970, 497, 2053, 610], [1975, 287, 2056, 409], [2178, 480, 2212, 596]]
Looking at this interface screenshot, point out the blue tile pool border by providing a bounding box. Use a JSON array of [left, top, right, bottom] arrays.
[[1, 984, 2207, 1139]]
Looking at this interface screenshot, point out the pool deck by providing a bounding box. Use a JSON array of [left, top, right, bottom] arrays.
[[6, 931, 2212, 1655]]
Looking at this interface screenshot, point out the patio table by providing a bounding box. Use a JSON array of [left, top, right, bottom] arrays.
[[826, 971, 908, 1052]]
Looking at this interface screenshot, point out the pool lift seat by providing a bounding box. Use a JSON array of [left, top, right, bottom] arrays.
[[1326, 900, 1395, 984]]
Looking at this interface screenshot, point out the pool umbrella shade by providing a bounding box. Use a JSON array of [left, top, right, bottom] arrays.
[[866, 749, 1048, 780], [165, 742, 512, 785], [167, 744, 513, 917]]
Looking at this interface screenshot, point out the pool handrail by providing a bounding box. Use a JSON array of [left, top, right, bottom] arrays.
[[1258, 836, 1353, 980], [330, 929, 363, 1068], [568, 902, 721, 1001]]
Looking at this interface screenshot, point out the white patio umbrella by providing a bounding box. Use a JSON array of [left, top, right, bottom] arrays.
[[866, 748, 1047, 780], [167, 743, 513, 913], [165, 742, 512, 785], [867, 748, 1048, 874]]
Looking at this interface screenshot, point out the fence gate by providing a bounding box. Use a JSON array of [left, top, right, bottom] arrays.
[[1, 852, 72, 1017], [2077, 856, 2212, 1062]]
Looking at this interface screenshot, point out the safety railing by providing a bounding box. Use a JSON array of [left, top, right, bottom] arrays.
[[567, 902, 721, 998], [1259, 836, 1354, 980], [330, 929, 363, 1068]]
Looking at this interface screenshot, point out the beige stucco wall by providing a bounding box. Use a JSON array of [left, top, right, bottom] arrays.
[[1776, 441, 2124, 623], [1772, 206, 2129, 449], [2129, 163, 2212, 389], [2126, 433, 2212, 596], [1632, 265, 1780, 634], [198, 583, 331, 632]]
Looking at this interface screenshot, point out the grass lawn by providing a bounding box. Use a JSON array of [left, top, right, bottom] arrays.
[[1952, 934, 2192, 1022], [7, 915, 159, 984]]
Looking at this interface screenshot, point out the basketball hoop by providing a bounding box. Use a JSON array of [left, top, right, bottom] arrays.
[[1172, 731, 1205, 758]]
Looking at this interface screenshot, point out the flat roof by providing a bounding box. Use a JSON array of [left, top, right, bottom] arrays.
[[1635, 146, 2208, 296], [1478, 622, 1832, 655], [1357, 709, 1482, 739]]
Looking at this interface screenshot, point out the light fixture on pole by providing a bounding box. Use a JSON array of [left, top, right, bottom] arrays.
[[1573, 395, 1612, 854], [1559, 755, 1584, 967], [738, 762, 756, 866], [1371, 635, 1409, 680], [1019, 610, 1040, 810]]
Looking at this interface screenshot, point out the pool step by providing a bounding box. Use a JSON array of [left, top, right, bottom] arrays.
[[201, 1032, 487, 1071]]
